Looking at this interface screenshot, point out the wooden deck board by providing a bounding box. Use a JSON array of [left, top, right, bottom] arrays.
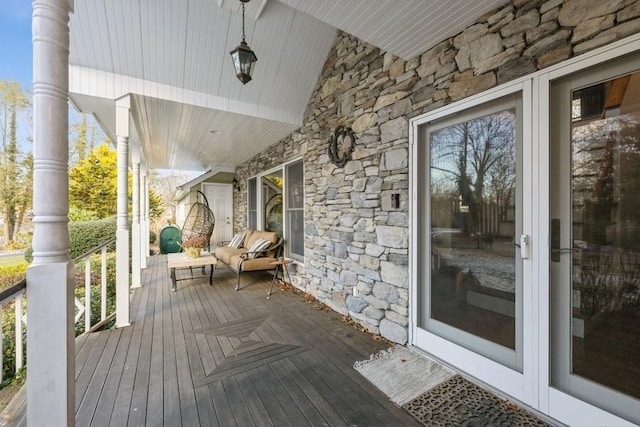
[[70, 254, 419, 426], [75, 328, 123, 425], [254, 363, 309, 426], [240, 369, 291, 427], [90, 325, 133, 427], [74, 330, 111, 407], [162, 281, 181, 427], [267, 359, 333, 426], [208, 380, 236, 426], [108, 265, 152, 427], [145, 262, 166, 427], [223, 376, 258, 426], [126, 272, 156, 427], [169, 277, 200, 427], [194, 385, 218, 427]]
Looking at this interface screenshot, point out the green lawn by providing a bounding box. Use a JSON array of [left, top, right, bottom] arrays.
[[0, 255, 26, 267]]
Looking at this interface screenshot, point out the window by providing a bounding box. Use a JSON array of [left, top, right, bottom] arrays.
[[246, 159, 304, 262], [248, 177, 257, 229], [285, 160, 304, 261]]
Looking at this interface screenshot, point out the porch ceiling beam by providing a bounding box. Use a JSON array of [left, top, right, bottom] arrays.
[[69, 65, 303, 126]]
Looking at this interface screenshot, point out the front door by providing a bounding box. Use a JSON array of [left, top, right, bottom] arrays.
[[413, 81, 532, 401], [202, 183, 233, 247], [549, 55, 640, 425]]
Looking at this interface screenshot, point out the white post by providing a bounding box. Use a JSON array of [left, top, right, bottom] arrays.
[[84, 255, 91, 332], [28, 1, 76, 425], [131, 145, 141, 288], [144, 169, 150, 264], [140, 165, 149, 268], [15, 293, 23, 371], [101, 246, 107, 320], [115, 96, 130, 327]]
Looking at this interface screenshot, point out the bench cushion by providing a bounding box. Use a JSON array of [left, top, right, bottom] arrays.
[[229, 255, 278, 272], [214, 246, 246, 265]]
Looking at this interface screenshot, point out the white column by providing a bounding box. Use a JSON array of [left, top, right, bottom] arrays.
[[140, 166, 148, 269], [28, 1, 75, 426], [145, 169, 151, 260], [115, 96, 130, 327], [131, 145, 141, 288]]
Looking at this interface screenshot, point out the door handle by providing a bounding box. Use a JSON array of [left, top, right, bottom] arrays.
[[551, 219, 578, 262], [514, 235, 529, 259]]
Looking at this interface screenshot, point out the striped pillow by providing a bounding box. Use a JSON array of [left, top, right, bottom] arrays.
[[247, 238, 271, 259], [228, 231, 246, 248]]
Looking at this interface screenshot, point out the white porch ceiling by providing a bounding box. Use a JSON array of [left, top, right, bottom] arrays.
[[68, 0, 507, 171]]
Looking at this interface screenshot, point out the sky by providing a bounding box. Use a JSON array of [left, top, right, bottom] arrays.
[[0, 2, 108, 153], [0, 1, 33, 89]]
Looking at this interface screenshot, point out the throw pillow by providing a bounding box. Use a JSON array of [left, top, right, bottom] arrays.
[[229, 231, 246, 248], [247, 238, 271, 259]]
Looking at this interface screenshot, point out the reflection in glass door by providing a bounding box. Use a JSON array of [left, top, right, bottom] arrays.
[[420, 93, 523, 370], [550, 60, 640, 424]]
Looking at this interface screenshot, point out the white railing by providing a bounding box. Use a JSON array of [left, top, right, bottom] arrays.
[[72, 238, 117, 333], [0, 237, 117, 384], [0, 279, 26, 383]]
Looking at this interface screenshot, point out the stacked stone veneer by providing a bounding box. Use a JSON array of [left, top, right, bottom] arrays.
[[234, 0, 640, 344]]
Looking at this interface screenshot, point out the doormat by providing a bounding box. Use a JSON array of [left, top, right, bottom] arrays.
[[354, 346, 455, 406], [403, 374, 549, 426]]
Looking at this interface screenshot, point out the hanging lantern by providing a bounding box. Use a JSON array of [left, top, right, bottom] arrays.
[[230, 0, 257, 84]]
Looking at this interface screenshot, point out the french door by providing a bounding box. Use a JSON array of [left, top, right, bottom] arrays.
[[412, 80, 533, 402], [412, 38, 640, 426], [548, 53, 640, 426]]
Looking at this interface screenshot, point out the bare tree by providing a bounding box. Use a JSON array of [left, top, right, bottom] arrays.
[[430, 110, 516, 234], [0, 81, 30, 242], [70, 112, 101, 166], [152, 171, 192, 223]]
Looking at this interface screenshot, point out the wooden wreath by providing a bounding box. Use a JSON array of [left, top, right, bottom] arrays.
[[328, 125, 355, 168]]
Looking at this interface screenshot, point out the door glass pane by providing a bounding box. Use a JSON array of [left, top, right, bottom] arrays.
[[286, 160, 304, 261], [430, 106, 518, 350], [263, 171, 283, 236], [569, 72, 640, 400]]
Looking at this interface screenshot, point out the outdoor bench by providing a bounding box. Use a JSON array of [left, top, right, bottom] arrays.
[[214, 229, 284, 290]]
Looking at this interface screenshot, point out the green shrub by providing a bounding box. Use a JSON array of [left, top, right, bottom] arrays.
[[69, 206, 100, 222], [0, 263, 27, 289], [1, 300, 25, 386], [73, 252, 117, 335], [25, 216, 117, 263], [3, 219, 120, 389], [149, 230, 157, 245]]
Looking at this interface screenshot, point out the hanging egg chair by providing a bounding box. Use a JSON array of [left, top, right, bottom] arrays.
[[181, 190, 215, 250]]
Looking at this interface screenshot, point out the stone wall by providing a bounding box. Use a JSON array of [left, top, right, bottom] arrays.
[[234, 0, 640, 344]]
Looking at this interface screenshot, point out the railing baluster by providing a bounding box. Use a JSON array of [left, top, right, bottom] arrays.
[[85, 254, 91, 332], [101, 246, 107, 321], [0, 305, 3, 384], [0, 237, 116, 387], [15, 293, 23, 372]]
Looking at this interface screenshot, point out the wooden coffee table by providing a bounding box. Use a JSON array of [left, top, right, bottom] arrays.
[[167, 251, 217, 291]]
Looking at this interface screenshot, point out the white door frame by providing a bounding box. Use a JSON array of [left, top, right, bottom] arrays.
[[536, 35, 640, 427], [409, 78, 535, 404]]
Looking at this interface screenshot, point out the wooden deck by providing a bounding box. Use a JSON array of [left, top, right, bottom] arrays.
[[72, 255, 419, 426]]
